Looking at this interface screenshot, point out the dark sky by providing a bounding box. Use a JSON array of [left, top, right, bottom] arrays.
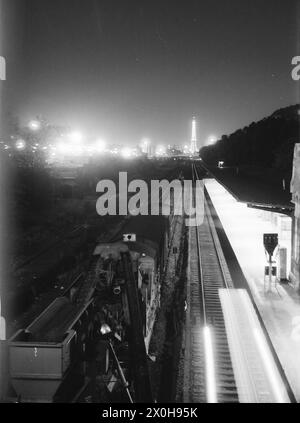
[[3, 0, 300, 147]]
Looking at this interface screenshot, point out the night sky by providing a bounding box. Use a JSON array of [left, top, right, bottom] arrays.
[[2, 0, 300, 147]]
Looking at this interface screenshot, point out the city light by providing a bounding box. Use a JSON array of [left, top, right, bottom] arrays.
[[68, 131, 83, 143], [15, 139, 26, 150], [207, 135, 218, 145], [183, 144, 190, 154], [155, 145, 166, 157], [100, 323, 112, 336], [110, 147, 119, 155], [28, 120, 41, 131], [56, 142, 71, 155], [56, 141, 84, 156], [191, 117, 197, 154], [121, 147, 133, 159], [239, 290, 288, 403], [203, 326, 217, 403]]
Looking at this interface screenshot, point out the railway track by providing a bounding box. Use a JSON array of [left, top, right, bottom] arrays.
[[183, 162, 295, 403], [184, 163, 238, 403]]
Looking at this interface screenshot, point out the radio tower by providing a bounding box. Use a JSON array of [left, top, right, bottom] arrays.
[[190, 116, 197, 155]]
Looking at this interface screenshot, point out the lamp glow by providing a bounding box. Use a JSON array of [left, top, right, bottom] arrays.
[[140, 138, 150, 154], [155, 145, 166, 157], [68, 131, 83, 143], [95, 139, 106, 154], [121, 147, 133, 159]]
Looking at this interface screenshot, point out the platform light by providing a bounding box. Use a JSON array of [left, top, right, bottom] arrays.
[[203, 326, 217, 403]]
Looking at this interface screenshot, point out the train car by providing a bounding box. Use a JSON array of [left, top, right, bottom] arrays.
[[6, 214, 170, 402]]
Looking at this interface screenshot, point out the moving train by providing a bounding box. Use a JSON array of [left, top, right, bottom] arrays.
[[6, 214, 171, 402]]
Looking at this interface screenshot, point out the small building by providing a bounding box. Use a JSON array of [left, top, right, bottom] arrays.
[[290, 143, 300, 290]]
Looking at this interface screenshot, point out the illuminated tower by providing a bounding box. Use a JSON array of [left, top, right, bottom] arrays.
[[190, 116, 197, 155]]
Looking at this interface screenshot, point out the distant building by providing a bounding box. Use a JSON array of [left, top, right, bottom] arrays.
[[290, 143, 300, 290]]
